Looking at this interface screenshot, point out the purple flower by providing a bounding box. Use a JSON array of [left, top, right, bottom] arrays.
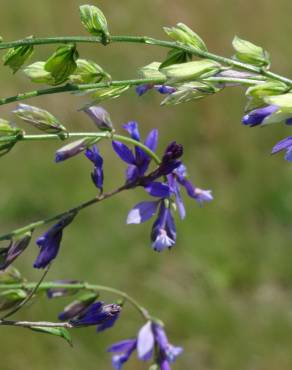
[[108, 321, 182, 370], [271, 136, 292, 161], [135, 84, 176, 96], [242, 104, 292, 127], [135, 84, 153, 96], [70, 301, 121, 331], [242, 105, 278, 126], [83, 106, 113, 131], [154, 85, 177, 94], [142, 141, 183, 185], [168, 164, 213, 217], [137, 321, 183, 368], [55, 138, 94, 162], [0, 233, 31, 270], [112, 122, 158, 184], [33, 212, 76, 269], [151, 202, 176, 252], [107, 339, 137, 370], [85, 145, 104, 190], [58, 292, 98, 321]]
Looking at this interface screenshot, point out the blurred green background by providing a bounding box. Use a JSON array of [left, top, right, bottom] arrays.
[[1, 1, 292, 369]]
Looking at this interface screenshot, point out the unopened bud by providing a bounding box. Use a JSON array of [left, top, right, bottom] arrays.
[[79, 5, 110, 44], [138, 62, 165, 80], [0, 289, 27, 311], [55, 137, 98, 162], [160, 60, 221, 83], [23, 61, 55, 84], [83, 106, 113, 131], [232, 36, 270, 67], [45, 44, 78, 85], [69, 59, 110, 84], [59, 292, 99, 321], [3, 37, 34, 73], [0, 232, 31, 270], [164, 23, 207, 51], [13, 104, 67, 134]]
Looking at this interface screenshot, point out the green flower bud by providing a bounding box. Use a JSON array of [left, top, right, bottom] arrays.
[[161, 81, 219, 105], [138, 62, 165, 80], [149, 365, 159, 370], [23, 61, 55, 84], [13, 104, 67, 134], [164, 22, 207, 51], [0, 266, 23, 284], [79, 5, 110, 44], [69, 59, 110, 84], [3, 37, 34, 73], [232, 36, 270, 67], [0, 119, 22, 137], [87, 85, 130, 105], [0, 289, 27, 311], [246, 81, 289, 98], [160, 60, 221, 83], [264, 93, 292, 112], [45, 44, 78, 85]]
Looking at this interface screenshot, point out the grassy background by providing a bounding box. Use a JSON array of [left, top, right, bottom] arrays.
[[1, 1, 292, 369]]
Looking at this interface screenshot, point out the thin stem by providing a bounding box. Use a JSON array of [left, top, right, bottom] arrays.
[[0, 34, 290, 85], [0, 282, 150, 320], [0, 319, 72, 328], [0, 77, 166, 106], [0, 132, 161, 165], [0, 185, 126, 241]]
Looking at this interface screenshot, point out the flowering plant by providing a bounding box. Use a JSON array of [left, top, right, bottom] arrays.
[[0, 4, 292, 370]]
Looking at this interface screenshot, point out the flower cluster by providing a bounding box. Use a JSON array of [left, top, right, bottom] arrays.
[[115, 124, 213, 251], [108, 320, 182, 370]]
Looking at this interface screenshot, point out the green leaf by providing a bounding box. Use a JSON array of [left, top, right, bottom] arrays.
[[45, 44, 78, 85], [79, 5, 110, 44], [3, 37, 34, 73], [159, 49, 192, 69], [232, 36, 270, 67], [30, 326, 73, 346]]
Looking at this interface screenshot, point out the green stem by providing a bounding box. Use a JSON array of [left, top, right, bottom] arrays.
[[0, 185, 126, 241], [0, 34, 290, 85], [0, 132, 161, 165], [0, 77, 166, 106], [0, 282, 150, 320], [0, 131, 161, 241]]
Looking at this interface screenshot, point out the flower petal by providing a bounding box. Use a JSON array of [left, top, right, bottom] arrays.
[[144, 129, 158, 152], [107, 339, 137, 353], [145, 182, 171, 198], [123, 121, 140, 142], [112, 141, 136, 165], [127, 201, 159, 224], [271, 136, 292, 154], [137, 321, 155, 361]]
